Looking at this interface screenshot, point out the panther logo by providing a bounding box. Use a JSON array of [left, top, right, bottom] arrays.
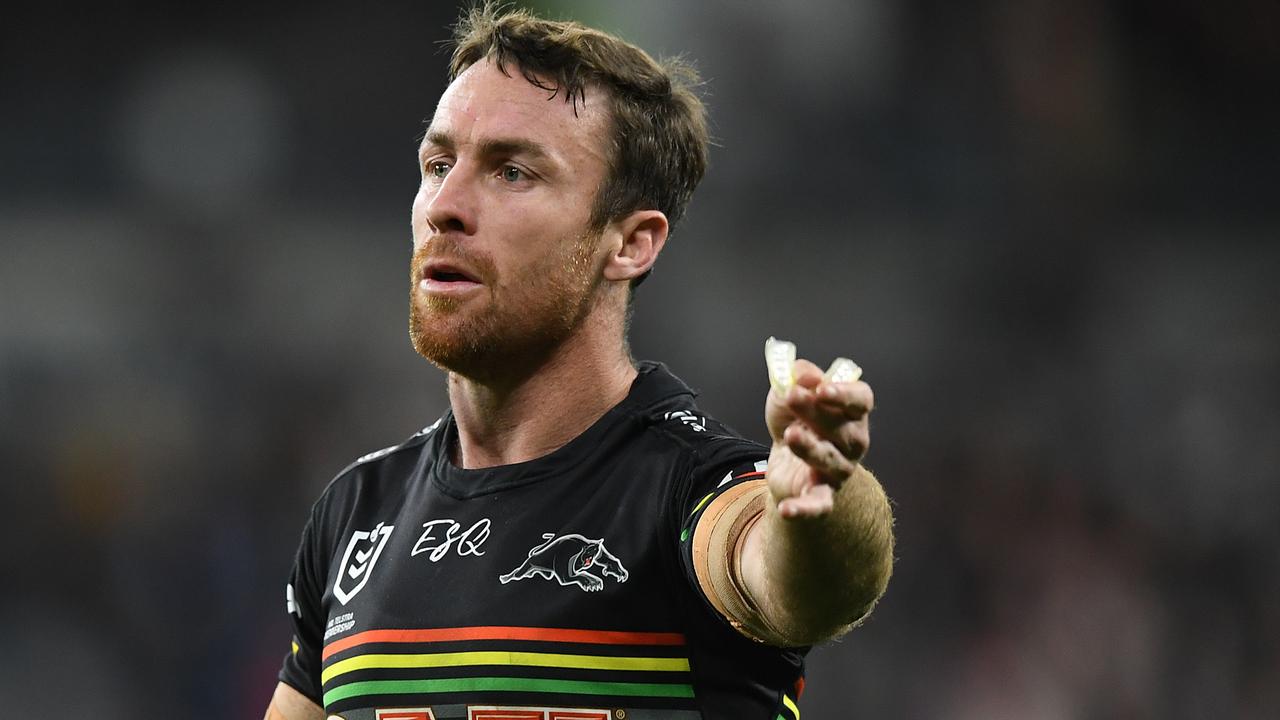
[[499, 533, 629, 592]]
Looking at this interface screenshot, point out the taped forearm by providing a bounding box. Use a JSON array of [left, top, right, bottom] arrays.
[[690, 479, 789, 644]]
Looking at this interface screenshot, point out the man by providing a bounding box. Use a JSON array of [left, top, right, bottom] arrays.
[[266, 5, 893, 719]]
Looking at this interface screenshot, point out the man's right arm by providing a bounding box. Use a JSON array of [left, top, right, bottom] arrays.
[[264, 682, 324, 720], [275, 503, 328, 718]]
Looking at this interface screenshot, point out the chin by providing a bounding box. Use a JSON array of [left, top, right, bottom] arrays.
[[410, 301, 489, 374], [406, 253, 604, 381], [408, 297, 586, 383]]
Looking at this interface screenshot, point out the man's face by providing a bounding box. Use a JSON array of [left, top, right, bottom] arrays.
[[409, 59, 613, 379]]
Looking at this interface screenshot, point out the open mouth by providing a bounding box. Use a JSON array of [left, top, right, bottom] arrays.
[[429, 269, 474, 282], [421, 261, 482, 291]]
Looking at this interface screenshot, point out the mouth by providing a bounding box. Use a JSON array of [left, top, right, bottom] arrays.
[[420, 260, 483, 294]]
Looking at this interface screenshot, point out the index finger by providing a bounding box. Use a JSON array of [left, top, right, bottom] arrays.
[[815, 380, 875, 419], [790, 358, 825, 390]]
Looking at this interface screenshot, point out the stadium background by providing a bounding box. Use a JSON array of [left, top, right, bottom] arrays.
[[2, 0, 1278, 716]]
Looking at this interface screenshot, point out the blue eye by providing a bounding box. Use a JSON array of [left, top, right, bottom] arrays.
[[501, 166, 522, 182], [429, 161, 450, 178]]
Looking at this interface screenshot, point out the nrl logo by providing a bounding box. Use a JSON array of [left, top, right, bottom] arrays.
[[499, 533, 628, 593], [333, 522, 394, 605]]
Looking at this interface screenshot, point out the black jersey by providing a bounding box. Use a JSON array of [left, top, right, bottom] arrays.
[[280, 362, 807, 720]]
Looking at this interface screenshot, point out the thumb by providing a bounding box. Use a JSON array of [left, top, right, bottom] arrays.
[[764, 358, 823, 441]]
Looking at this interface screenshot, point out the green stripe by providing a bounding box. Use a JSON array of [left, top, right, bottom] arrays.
[[324, 677, 696, 706]]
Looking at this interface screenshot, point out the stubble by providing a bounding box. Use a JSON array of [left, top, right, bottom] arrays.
[[408, 231, 602, 381]]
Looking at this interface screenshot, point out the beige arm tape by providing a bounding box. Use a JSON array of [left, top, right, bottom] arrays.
[[690, 479, 781, 643]]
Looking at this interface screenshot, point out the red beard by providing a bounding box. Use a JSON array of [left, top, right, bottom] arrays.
[[407, 233, 601, 382]]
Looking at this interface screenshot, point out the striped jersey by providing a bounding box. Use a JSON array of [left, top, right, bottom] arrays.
[[280, 362, 807, 719]]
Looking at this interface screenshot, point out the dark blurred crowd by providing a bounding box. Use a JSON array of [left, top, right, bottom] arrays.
[[2, 1, 1277, 717]]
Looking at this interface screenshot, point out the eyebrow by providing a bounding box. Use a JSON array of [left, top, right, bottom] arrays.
[[422, 130, 554, 165]]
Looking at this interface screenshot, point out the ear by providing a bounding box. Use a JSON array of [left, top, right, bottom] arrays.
[[602, 210, 669, 283]]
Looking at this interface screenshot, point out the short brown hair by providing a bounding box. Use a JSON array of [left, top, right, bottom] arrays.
[[448, 2, 709, 234]]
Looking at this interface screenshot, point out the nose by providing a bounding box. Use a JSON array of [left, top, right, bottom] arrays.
[[422, 165, 478, 236]]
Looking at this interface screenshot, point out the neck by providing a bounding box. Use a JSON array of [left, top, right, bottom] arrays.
[[446, 303, 637, 469]]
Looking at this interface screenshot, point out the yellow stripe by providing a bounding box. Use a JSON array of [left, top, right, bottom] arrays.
[[322, 650, 691, 685], [688, 492, 716, 517], [782, 693, 800, 719]]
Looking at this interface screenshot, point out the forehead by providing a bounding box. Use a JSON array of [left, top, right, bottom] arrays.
[[427, 59, 610, 162]]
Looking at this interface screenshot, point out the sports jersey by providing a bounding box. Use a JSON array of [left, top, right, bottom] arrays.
[[280, 362, 807, 720]]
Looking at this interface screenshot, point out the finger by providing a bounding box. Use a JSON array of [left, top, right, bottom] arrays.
[[791, 359, 825, 390], [778, 484, 835, 518], [784, 390, 871, 460], [768, 362, 821, 408], [787, 380, 872, 425], [785, 404, 869, 461], [814, 380, 874, 419], [790, 385, 870, 427], [784, 423, 857, 485], [828, 419, 870, 462], [769, 381, 816, 443]]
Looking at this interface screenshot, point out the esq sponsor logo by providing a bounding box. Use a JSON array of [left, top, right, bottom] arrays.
[[411, 518, 491, 561]]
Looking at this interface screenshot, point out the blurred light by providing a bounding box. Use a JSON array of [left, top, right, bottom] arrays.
[[752, 0, 897, 106], [116, 49, 287, 213]]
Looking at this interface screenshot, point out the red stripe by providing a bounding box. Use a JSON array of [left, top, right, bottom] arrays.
[[323, 626, 687, 661], [734, 470, 766, 480]]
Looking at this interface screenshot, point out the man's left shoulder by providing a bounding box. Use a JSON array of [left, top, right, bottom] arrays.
[[629, 361, 767, 465], [645, 405, 767, 466]]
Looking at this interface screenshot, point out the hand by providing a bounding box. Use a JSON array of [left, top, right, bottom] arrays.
[[765, 358, 874, 519]]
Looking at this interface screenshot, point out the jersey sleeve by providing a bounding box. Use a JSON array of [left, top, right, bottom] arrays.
[[675, 442, 772, 634], [278, 504, 326, 705]]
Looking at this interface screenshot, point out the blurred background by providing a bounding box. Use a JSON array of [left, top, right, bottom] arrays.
[[3, 0, 1278, 717]]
